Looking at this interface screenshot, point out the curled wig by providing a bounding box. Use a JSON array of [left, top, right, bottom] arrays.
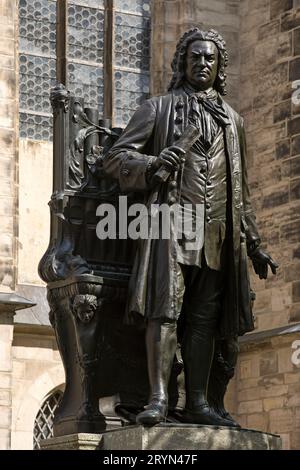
[[168, 28, 229, 95]]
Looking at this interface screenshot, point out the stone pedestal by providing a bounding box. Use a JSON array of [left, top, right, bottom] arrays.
[[41, 424, 281, 450]]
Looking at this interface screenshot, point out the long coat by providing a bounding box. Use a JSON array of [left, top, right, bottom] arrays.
[[103, 87, 261, 338]]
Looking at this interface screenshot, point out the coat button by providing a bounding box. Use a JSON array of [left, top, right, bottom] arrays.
[[175, 116, 183, 124], [207, 216, 211, 223], [206, 202, 211, 209], [168, 196, 177, 204], [121, 168, 130, 176], [175, 101, 184, 110], [207, 180, 212, 186], [169, 180, 177, 189], [174, 130, 182, 139]]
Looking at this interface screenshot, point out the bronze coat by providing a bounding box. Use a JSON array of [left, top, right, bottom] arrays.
[[103, 88, 260, 338]]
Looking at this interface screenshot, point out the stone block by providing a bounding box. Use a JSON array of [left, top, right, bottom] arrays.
[[294, 27, 300, 55], [281, 8, 300, 31], [276, 139, 290, 159], [278, 347, 297, 372], [0, 128, 14, 153], [246, 413, 268, 432], [290, 178, 300, 200], [281, 219, 300, 243], [284, 371, 300, 383], [0, 429, 9, 450], [258, 19, 280, 40], [278, 31, 292, 59], [290, 431, 300, 449], [0, 39, 14, 57], [288, 116, 300, 136], [238, 378, 259, 391], [273, 100, 291, 123], [292, 135, 300, 156], [259, 351, 278, 376], [269, 408, 294, 433], [289, 302, 300, 321], [279, 433, 290, 450], [238, 400, 263, 415], [263, 396, 286, 412], [41, 426, 282, 451], [237, 387, 261, 402], [270, 0, 293, 19], [0, 405, 10, 428], [262, 186, 289, 209], [0, 54, 14, 69], [260, 384, 289, 398], [292, 280, 300, 302], [289, 57, 300, 81], [0, 390, 10, 407]]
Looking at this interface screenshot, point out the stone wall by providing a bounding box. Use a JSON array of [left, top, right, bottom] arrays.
[[230, 332, 300, 450], [239, 0, 300, 332], [10, 327, 63, 450], [0, 0, 18, 292]]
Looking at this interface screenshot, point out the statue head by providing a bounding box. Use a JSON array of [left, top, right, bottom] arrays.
[[168, 28, 228, 95]]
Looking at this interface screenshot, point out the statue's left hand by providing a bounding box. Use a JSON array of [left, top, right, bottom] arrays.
[[250, 248, 279, 279]]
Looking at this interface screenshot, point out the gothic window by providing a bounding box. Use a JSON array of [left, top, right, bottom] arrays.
[[33, 388, 63, 449], [18, 0, 151, 141], [19, 0, 57, 141]]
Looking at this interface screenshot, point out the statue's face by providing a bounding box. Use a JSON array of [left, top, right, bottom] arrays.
[[185, 40, 219, 91]]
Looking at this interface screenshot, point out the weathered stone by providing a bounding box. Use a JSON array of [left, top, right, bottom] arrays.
[[246, 413, 268, 432], [281, 8, 300, 31], [292, 280, 300, 302], [281, 219, 300, 242], [289, 302, 300, 321], [292, 135, 300, 156], [278, 32, 293, 59], [41, 426, 282, 451], [290, 178, 300, 199], [41, 433, 103, 450], [276, 139, 290, 159], [258, 19, 280, 40], [273, 100, 291, 123], [238, 399, 263, 415], [294, 27, 300, 56], [269, 408, 293, 433], [262, 187, 289, 209], [282, 156, 300, 178], [289, 57, 300, 81], [288, 116, 300, 136], [270, 0, 293, 19], [263, 397, 286, 412], [259, 351, 278, 376]]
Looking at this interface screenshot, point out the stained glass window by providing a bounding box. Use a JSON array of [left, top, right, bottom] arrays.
[[19, 0, 151, 140], [67, 1, 104, 111], [19, 0, 57, 141], [114, 0, 151, 127]]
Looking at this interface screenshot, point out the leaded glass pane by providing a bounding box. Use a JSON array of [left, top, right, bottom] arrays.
[[33, 389, 63, 450], [114, 0, 151, 16], [67, 2, 104, 112], [19, 0, 56, 141], [114, 0, 151, 128]]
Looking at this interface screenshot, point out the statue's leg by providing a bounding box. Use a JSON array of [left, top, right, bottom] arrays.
[[181, 265, 239, 427], [208, 336, 240, 426], [136, 320, 177, 425]]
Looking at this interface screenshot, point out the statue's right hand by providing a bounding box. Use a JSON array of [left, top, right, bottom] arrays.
[[153, 146, 186, 172]]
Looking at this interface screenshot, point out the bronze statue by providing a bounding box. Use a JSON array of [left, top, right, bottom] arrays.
[[103, 28, 278, 427]]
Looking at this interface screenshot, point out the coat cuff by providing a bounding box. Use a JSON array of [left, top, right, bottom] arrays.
[[119, 152, 156, 192]]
